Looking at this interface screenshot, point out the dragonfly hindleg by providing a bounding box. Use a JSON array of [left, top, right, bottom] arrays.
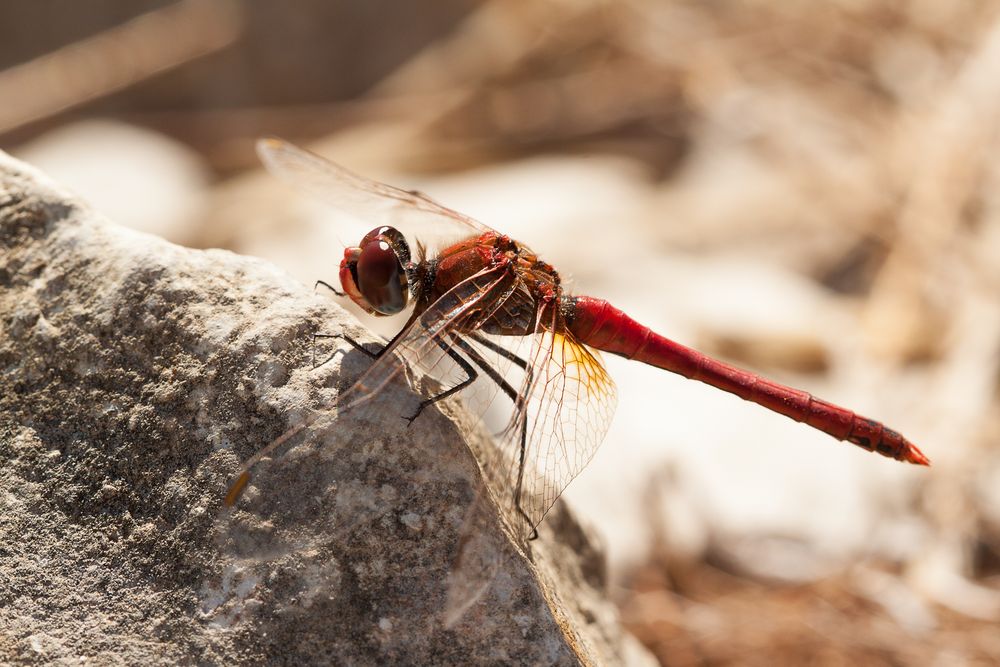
[[403, 335, 479, 426], [468, 333, 534, 404], [453, 335, 537, 541]]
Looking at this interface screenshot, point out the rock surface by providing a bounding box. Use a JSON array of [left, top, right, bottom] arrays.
[[0, 152, 654, 665]]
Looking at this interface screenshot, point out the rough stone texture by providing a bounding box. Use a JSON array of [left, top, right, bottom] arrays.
[[0, 152, 653, 665]]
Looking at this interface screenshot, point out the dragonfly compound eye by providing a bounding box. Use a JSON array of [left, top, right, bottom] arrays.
[[356, 226, 410, 315]]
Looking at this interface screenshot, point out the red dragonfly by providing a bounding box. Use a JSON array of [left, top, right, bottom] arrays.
[[225, 138, 929, 549]]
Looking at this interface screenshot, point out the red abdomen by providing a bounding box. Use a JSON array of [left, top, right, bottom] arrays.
[[565, 296, 929, 465]]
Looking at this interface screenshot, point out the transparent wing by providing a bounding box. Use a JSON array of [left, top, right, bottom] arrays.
[[237, 138, 620, 624], [438, 314, 617, 625], [442, 486, 506, 629], [225, 258, 617, 623], [461, 323, 618, 544], [256, 137, 492, 253], [221, 263, 521, 626], [387, 278, 618, 545], [225, 261, 518, 502]]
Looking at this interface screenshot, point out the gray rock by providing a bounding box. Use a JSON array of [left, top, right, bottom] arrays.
[[0, 151, 652, 665]]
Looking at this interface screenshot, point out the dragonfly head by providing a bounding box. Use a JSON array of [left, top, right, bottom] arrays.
[[340, 226, 412, 316]]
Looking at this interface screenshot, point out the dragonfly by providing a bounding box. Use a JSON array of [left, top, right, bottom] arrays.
[[225, 138, 930, 553]]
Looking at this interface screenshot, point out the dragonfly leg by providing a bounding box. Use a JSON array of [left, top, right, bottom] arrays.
[[453, 336, 524, 406], [468, 333, 534, 397], [465, 334, 535, 445], [403, 335, 478, 426], [455, 334, 535, 428], [311, 332, 383, 369], [314, 279, 345, 297], [512, 416, 537, 541], [454, 336, 538, 541], [311, 279, 363, 367]]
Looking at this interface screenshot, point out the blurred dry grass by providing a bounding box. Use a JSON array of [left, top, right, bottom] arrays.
[[3, 0, 1000, 664]]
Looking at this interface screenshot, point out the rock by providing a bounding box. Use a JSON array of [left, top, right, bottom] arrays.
[[0, 152, 654, 665]]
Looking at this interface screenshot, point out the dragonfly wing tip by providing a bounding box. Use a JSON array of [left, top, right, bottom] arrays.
[[223, 471, 252, 506]]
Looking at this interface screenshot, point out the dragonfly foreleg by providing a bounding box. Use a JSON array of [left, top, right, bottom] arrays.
[[314, 279, 345, 297], [311, 332, 383, 369], [310, 280, 370, 367], [403, 335, 479, 426], [453, 335, 537, 541]]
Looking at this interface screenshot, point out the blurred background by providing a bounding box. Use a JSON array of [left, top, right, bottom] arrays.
[[3, 0, 1000, 663]]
